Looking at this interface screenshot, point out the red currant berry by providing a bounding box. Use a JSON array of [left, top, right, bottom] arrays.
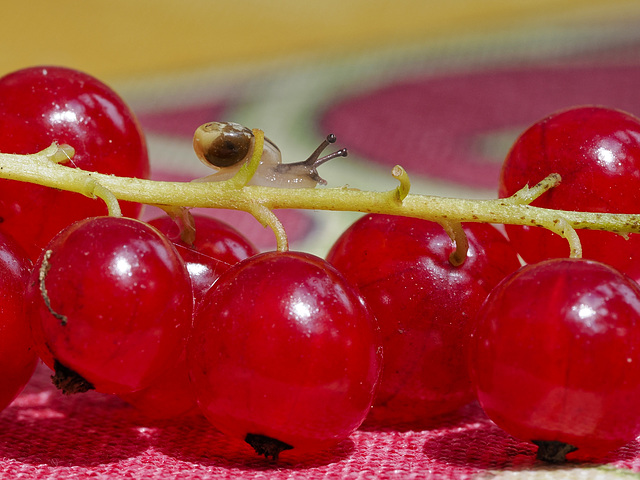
[[469, 258, 640, 461], [26, 216, 193, 395], [120, 214, 258, 419], [499, 106, 640, 280], [147, 214, 258, 306], [327, 214, 521, 425], [188, 251, 382, 459], [119, 349, 200, 419], [118, 247, 228, 419], [0, 66, 149, 259], [148, 214, 258, 266], [0, 230, 38, 411]]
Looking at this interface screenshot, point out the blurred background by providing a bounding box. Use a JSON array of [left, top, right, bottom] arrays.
[[3, 0, 640, 254]]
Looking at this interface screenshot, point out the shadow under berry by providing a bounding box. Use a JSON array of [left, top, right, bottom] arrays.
[[152, 414, 355, 471]]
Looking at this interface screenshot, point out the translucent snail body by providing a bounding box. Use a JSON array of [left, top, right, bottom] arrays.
[[192, 122, 347, 188]]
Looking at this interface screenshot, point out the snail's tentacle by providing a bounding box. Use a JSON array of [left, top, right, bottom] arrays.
[[274, 134, 348, 186]]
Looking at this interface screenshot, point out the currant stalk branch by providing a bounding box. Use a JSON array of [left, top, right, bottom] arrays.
[[1, 141, 639, 256], [241, 130, 289, 251], [440, 221, 470, 266]]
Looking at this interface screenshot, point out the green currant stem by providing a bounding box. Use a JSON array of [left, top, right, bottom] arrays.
[[249, 203, 289, 251], [0, 140, 639, 255], [87, 179, 122, 217], [243, 130, 288, 251], [156, 205, 197, 245], [229, 129, 265, 189]]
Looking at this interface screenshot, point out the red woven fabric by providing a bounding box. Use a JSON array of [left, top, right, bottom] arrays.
[[0, 363, 638, 479]]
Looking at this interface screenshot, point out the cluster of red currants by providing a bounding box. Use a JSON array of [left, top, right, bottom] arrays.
[[1, 66, 640, 463]]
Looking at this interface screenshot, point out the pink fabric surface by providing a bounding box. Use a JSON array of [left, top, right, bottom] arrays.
[[2, 363, 639, 479], [321, 64, 640, 189]]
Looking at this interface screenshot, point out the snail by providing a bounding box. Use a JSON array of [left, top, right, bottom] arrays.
[[192, 122, 347, 188]]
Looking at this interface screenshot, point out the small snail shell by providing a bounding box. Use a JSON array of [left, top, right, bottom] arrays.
[[192, 122, 347, 188]]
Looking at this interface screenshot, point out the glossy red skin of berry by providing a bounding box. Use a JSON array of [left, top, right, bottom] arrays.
[[0, 66, 149, 259], [120, 215, 257, 418], [188, 251, 382, 452], [119, 349, 200, 419], [148, 214, 258, 306], [0, 231, 38, 411], [26, 216, 192, 395], [469, 258, 640, 457], [148, 214, 259, 266], [327, 214, 521, 424], [499, 106, 640, 281], [118, 249, 219, 419]]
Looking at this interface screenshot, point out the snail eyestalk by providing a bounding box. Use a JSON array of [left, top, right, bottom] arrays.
[[274, 133, 348, 186]]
